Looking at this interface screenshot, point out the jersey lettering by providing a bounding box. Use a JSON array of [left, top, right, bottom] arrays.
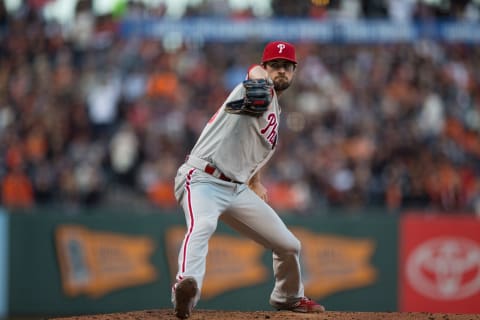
[[260, 113, 278, 148]]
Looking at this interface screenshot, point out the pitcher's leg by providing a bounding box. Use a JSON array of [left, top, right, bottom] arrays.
[[223, 187, 304, 304], [175, 198, 218, 300], [174, 180, 228, 305], [270, 243, 305, 304]]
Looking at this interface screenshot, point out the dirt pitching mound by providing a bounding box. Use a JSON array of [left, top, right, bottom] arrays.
[[53, 309, 480, 320]]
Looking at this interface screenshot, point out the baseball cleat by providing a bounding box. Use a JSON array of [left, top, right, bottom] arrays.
[[272, 297, 325, 313], [174, 277, 198, 319]]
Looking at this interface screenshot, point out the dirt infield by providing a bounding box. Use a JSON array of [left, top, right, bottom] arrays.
[[53, 309, 480, 320]]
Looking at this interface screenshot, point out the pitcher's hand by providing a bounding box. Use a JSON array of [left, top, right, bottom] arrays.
[[249, 181, 268, 202]]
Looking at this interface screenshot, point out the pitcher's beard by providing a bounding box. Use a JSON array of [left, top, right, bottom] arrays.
[[273, 77, 290, 92]]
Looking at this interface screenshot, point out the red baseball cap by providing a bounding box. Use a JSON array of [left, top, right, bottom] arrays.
[[262, 41, 297, 64]]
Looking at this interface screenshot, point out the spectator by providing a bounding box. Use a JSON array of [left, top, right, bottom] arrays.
[[1, 166, 34, 209], [0, 1, 479, 216]]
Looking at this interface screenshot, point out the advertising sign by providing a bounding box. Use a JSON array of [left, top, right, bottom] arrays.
[[400, 213, 480, 313], [291, 228, 377, 299], [56, 225, 157, 298]]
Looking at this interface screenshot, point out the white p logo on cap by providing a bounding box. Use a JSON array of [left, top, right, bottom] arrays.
[[277, 43, 286, 53]]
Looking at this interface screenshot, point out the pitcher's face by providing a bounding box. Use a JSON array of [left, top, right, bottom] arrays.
[[264, 60, 296, 92]]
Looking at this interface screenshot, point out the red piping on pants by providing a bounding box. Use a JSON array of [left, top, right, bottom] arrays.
[[181, 168, 196, 275]]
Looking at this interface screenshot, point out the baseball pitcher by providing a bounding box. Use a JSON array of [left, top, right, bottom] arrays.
[[171, 41, 325, 319]]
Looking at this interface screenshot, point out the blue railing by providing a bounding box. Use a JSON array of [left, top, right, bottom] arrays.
[[119, 18, 480, 43], [0, 209, 8, 318]]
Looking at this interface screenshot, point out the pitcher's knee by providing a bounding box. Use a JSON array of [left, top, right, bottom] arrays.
[[275, 236, 301, 256], [193, 219, 218, 237]]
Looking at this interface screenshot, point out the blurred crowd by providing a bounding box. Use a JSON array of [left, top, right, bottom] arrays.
[[1, 0, 480, 215]]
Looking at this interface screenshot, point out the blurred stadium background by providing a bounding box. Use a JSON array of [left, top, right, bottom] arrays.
[[1, 0, 480, 318]]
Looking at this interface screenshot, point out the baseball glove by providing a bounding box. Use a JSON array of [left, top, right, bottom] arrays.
[[225, 79, 273, 117]]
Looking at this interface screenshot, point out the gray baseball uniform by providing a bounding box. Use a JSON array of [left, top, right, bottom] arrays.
[[173, 77, 305, 307]]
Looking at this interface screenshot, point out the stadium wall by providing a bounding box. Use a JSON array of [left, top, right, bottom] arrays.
[[7, 209, 397, 317], [4, 209, 480, 317]]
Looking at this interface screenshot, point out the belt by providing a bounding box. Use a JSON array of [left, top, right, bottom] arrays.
[[186, 155, 241, 184]]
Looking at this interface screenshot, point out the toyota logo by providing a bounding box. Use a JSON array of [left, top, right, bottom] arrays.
[[406, 237, 480, 300]]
